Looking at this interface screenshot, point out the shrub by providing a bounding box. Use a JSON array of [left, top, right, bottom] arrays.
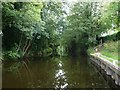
[[3, 50, 20, 60]]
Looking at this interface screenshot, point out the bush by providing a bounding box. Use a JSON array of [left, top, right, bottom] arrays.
[[3, 50, 20, 60], [43, 47, 53, 56]]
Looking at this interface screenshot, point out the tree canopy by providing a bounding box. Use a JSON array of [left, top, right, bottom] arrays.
[[2, 1, 120, 59]]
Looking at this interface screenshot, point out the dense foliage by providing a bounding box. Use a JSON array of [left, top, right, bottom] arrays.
[[61, 2, 120, 56], [2, 1, 120, 59], [2, 1, 65, 59]]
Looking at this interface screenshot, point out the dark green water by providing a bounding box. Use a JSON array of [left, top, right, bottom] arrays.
[[3, 56, 110, 88]]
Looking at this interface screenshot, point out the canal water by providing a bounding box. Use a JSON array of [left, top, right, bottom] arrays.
[[3, 56, 110, 88]]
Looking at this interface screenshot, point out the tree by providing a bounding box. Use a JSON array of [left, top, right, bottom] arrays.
[[2, 2, 44, 59], [61, 2, 108, 56], [40, 1, 65, 56]]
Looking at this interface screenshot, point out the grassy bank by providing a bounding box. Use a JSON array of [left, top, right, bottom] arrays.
[[88, 40, 119, 61], [100, 40, 119, 60]]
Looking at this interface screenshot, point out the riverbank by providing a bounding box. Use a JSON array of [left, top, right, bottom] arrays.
[[88, 40, 119, 65], [91, 52, 120, 67], [90, 53, 120, 86], [100, 40, 119, 60]]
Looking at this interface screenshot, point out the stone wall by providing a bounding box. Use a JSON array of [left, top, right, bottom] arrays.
[[90, 55, 120, 86]]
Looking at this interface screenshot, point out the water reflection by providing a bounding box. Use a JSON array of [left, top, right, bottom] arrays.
[[54, 59, 68, 89], [3, 57, 113, 88]]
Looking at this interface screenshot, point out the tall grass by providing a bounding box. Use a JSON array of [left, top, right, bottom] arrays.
[[100, 40, 119, 60], [88, 40, 119, 60]]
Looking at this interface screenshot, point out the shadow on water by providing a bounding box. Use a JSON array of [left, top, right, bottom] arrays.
[[2, 55, 118, 88]]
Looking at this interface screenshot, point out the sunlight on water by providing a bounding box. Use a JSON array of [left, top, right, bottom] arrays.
[[59, 63, 62, 67], [54, 60, 68, 89], [55, 70, 65, 78]]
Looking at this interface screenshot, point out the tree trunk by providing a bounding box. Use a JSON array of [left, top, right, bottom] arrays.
[[17, 34, 23, 52], [23, 40, 32, 57]]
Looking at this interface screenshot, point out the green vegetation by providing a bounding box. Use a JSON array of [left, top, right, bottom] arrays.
[[100, 41, 118, 60], [88, 40, 119, 60], [88, 40, 119, 66], [1, 1, 120, 60], [2, 1, 65, 59], [86, 1, 120, 64], [2, 1, 120, 88]]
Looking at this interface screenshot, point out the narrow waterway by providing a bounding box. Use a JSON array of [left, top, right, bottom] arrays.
[[3, 56, 110, 88]]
